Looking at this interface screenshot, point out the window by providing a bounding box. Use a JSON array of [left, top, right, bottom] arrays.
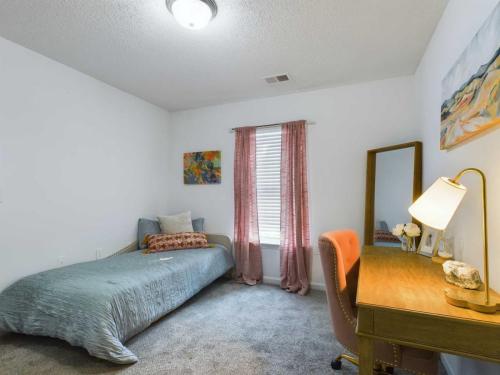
[[256, 126, 281, 245]]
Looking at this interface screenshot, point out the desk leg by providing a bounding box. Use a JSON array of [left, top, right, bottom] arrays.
[[359, 336, 374, 375]]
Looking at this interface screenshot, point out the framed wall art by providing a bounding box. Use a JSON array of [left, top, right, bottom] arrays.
[[183, 150, 221, 184], [440, 3, 500, 150]]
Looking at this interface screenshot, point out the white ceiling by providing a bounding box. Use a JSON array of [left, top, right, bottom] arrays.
[[0, 0, 448, 111]]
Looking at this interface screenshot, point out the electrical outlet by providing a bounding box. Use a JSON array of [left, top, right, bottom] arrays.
[[96, 248, 103, 260]]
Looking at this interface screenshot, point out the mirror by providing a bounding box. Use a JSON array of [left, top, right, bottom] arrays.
[[364, 142, 422, 246]]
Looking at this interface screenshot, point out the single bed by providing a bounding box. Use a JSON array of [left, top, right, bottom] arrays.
[[0, 237, 233, 364], [373, 220, 401, 247]]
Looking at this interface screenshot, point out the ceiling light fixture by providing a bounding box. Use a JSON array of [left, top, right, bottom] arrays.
[[166, 0, 217, 30]]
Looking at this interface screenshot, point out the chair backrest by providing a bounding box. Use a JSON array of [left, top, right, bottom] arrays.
[[318, 230, 361, 353]]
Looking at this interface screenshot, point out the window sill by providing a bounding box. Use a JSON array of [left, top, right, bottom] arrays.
[[261, 243, 280, 250]]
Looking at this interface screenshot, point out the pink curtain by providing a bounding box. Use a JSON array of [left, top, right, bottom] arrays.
[[234, 127, 263, 285], [280, 121, 311, 295]]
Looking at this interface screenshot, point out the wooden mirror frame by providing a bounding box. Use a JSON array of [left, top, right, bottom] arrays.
[[364, 141, 422, 246]]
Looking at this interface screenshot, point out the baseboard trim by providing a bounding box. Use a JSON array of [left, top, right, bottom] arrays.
[[263, 276, 325, 291], [263, 276, 281, 287], [310, 282, 326, 291], [441, 354, 456, 375]]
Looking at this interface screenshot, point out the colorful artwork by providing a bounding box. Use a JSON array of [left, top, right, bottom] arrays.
[[183, 151, 221, 184], [440, 3, 500, 150]]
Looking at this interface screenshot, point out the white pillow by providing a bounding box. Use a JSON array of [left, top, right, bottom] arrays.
[[158, 211, 194, 234]]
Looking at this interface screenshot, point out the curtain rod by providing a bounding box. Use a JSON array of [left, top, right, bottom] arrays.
[[230, 120, 314, 132]]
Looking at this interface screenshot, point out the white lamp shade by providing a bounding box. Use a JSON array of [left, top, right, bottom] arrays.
[[408, 177, 467, 230]]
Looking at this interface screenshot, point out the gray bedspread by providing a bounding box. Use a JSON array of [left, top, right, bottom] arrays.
[[0, 246, 233, 364]]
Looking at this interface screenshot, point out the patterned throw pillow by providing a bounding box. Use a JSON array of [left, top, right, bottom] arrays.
[[374, 229, 400, 243], [144, 232, 209, 254]]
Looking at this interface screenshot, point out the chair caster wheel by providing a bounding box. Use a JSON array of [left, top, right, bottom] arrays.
[[331, 359, 342, 370]]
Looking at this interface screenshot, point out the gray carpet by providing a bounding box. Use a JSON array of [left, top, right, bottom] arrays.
[[0, 279, 445, 375]]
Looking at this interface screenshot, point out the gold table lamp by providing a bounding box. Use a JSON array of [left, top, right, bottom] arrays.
[[408, 168, 500, 313]]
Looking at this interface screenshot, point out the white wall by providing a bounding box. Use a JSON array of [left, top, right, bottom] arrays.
[[0, 37, 171, 291], [415, 1, 500, 374], [167, 76, 419, 288]]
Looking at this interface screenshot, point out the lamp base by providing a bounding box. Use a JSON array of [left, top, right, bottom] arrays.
[[444, 288, 500, 314], [432, 256, 453, 264]]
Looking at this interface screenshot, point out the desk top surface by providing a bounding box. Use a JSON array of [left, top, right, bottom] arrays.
[[357, 246, 500, 325]]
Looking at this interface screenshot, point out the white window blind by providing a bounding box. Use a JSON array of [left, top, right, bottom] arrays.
[[256, 126, 281, 245]]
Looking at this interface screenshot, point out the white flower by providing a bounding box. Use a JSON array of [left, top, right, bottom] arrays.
[[392, 224, 405, 237], [404, 223, 421, 237]]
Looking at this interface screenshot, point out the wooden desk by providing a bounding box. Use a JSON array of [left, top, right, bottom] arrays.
[[356, 246, 500, 375]]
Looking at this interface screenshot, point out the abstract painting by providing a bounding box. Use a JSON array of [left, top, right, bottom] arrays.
[[440, 3, 500, 150], [183, 151, 221, 184]]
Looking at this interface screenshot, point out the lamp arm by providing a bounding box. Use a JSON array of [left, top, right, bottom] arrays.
[[451, 168, 489, 304], [451, 167, 486, 184]]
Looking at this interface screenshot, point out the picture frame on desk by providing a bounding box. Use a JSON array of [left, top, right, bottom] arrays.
[[418, 226, 442, 257]]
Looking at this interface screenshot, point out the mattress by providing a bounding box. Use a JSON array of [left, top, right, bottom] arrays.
[[0, 245, 233, 364]]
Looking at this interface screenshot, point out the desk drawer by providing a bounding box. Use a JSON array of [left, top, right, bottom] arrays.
[[372, 309, 500, 362]]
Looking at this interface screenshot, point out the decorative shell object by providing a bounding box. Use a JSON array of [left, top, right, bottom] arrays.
[[442, 261, 482, 290]]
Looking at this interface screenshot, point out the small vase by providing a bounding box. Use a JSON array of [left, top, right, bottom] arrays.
[[400, 236, 408, 251], [400, 236, 415, 252], [407, 237, 415, 253]]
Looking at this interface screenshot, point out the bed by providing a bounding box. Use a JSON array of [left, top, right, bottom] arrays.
[[373, 220, 401, 247], [0, 235, 233, 364]]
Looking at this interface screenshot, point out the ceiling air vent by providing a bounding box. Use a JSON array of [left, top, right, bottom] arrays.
[[265, 74, 290, 84]]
